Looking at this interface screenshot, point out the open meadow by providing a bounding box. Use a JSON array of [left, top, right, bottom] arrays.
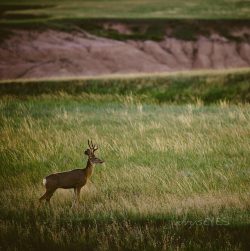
[[0, 70, 250, 250], [1, 0, 250, 21], [0, 0, 250, 250], [1, 0, 250, 44]]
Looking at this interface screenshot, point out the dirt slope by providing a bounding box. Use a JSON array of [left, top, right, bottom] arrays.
[[0, 29, 250, 80]]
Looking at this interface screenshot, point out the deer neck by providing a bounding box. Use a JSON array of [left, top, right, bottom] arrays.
[[85, 159, 94, 178]]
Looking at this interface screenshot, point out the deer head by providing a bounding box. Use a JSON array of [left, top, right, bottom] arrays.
[[84, 140, 104, 164]]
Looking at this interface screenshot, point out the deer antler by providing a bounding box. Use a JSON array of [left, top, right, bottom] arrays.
[[88, 139, 98, 153], [91, 140, 98, 153], [93, 144, 98, 153]]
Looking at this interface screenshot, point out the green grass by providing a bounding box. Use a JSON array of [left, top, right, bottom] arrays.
[[0, 91, 250, 249], [1, 68, 250, 104], [2, 18, 249, 43], [0, 1, 250, 42], [1, 0, 250, 20], [0, 1, 249, 249]]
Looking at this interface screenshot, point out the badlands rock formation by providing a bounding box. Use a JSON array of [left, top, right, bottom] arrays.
[[0, 30, 249, 80]]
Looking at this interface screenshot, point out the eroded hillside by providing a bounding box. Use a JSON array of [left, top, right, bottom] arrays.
[[0, 26, 250, 80]]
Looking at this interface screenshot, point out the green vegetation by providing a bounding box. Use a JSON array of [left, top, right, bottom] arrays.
[[1, 0, 250, 20], [1, 69, 250, 104], [0, 1, 250, 249], [0, 68, 250, 249], [1, 1, 250, 42], [2, 18, 249, 42]]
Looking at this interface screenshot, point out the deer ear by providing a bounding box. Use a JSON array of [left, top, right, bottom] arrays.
[[84, 149, 91, 156]]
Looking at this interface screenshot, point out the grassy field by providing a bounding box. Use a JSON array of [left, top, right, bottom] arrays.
[[1, 68, 250, 104], [1, 0, 250, 20], [0, 69, 250, 249], [1, 1, 250, 249], [1, 0, 250, 42]]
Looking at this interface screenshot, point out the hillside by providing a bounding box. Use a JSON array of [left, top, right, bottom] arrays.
[[1, 24, 250, 80], [1, 1, 250, 80]]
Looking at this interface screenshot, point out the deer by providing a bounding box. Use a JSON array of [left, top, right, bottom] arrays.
[[39, 140, 104, 206]]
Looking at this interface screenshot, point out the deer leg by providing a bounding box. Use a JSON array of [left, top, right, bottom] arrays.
[[76, 187, 81, 204], [39, 189, 55, 204], [72, 188, 77, 207], [72, 187, 81, 208], [39, 190, 50, 202], [45, 190, 56, 204]]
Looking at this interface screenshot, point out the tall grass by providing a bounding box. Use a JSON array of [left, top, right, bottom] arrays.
[[0, 94, 249, 249], [1, 68, 250, 104]]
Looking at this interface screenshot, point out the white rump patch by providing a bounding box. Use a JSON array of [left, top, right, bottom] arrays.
[[42, 178, 47, 186]]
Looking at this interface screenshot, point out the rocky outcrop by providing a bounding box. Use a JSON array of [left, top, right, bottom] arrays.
[[0, 30, 249, 80]]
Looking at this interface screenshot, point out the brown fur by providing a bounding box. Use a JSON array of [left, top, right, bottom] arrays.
[[39, 140, 104, 205]]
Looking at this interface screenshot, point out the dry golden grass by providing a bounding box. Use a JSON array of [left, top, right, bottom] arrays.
[[0, 95, 249, 250]]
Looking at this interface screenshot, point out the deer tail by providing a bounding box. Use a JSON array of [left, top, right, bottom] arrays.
[[42, 178, 47, 186]]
